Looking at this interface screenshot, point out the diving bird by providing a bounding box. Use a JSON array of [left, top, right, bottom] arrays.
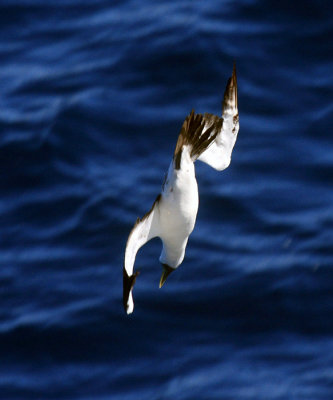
[[123, 64, 239, 314]]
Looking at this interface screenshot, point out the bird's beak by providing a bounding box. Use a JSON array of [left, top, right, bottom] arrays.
[[159, 264, 175, 288]]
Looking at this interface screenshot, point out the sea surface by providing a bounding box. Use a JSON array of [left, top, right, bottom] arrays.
[[1, 1, 333, 399]]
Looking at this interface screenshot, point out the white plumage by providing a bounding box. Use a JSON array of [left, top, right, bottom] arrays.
[[123, 64, 239, 314]]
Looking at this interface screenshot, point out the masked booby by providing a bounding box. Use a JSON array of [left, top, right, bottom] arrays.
[[123, 64, 239, 314]]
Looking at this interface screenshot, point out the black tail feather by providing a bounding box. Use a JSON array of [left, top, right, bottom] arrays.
[[173, 110, 219, 169]]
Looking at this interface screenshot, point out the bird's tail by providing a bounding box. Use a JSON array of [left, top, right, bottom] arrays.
[[173, 110, 220, 170]]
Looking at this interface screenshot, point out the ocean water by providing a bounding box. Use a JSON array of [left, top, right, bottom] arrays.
[[1, 0, 333, 399]]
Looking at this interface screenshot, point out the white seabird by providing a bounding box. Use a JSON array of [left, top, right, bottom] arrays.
[[123, 64, 239, 314]]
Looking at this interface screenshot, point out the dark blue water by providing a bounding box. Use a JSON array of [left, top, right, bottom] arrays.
[[1, 1, 333, 398]]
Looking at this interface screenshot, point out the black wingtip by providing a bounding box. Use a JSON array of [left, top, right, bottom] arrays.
[[232, 62, 238, 109], [123, 267, 140, 313], [222, 63, 238, 114]]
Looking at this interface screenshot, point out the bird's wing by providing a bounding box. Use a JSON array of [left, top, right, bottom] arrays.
[[123, 194, 161, 314], [197, 64, 239, 171]]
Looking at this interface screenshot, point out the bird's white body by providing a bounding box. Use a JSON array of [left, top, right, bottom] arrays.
[[123, 147, 199, 314], [158, 146, 198, 268], [123, 65, 239, 314]]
